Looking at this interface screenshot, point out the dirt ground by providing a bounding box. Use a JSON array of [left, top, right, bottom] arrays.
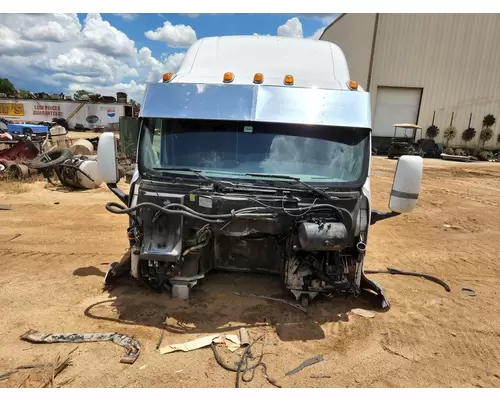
[[1, 156, 500, 388]]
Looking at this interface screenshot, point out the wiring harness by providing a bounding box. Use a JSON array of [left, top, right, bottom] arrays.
[[105, 201, 345, 224]]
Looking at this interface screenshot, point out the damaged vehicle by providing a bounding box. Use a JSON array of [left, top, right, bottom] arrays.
[[97, 35, 423, 309]]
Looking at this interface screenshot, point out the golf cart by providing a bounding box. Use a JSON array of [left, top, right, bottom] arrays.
[[388, 124, 423, 159]]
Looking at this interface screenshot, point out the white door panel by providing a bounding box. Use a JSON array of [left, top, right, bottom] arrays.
[[373, 87, 422, 137]]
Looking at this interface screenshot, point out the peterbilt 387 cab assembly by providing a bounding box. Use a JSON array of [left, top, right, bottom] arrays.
[[97, 35, 423, 308]]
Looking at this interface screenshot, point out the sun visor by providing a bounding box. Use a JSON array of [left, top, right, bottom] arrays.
[[140, 83, 372, 129]]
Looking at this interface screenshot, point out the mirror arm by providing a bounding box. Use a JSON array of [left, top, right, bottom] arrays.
[[370, 210, 401, 225], [107, 183, 129, 205]]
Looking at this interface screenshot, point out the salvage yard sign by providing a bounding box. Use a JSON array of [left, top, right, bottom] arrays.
[[0, 103, 24, 117], [32, 104, 63, 117]]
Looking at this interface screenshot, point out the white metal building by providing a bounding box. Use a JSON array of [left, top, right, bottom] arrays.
[[0, 98, 136, 130], [320, 13, 500, 150]]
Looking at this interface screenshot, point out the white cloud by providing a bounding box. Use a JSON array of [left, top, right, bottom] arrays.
[[113, 14, 138, 21], [275, 17, 325, 41], [138, 48, 185, 82], [145, 21, 197, 48], [0, 13, 188, 102], [82, 13, 136, 58], [0, 26, 47, 55], [308, 28, 325, 40], [163, 53, 185, 73], [277, 17, 303, 38], [24, 21, 74, 43]]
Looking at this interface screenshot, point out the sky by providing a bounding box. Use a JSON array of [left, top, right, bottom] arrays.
[[0, 13, 339, 103]]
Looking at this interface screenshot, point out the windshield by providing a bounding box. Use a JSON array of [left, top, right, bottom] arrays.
[[138, 118, 370, 186]]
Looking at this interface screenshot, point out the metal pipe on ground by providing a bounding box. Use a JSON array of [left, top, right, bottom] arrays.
[[7, 163, 38, 180]]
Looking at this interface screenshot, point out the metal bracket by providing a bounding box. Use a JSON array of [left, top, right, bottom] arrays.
[[107, 183, 129, 205]]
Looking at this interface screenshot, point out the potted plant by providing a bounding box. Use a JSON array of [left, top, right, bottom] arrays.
[[443, 126, 457, 147], [480, 127, 493, 149]]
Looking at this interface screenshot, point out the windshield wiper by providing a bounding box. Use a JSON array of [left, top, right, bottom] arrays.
[[245, 173, 332, 200], [153, 167, 230, 191]]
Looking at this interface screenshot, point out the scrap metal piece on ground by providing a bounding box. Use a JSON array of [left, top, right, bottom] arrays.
[[155, 316, 168, 350], [20, 330, 141, 364], [350, 308, 376, 318], [7, 233, 21, 242], [360, 273, 390, 309], [285, 355, 324, 376], [0, 357, 71, 386], [239, 327, 250, 347], [0, 205, 12, 211], [160, 334, 219, 354], [160, 333, 244, 354], [461, 287, 477, 297], [233, 292, 307, 313], [364, 267, 451, 292]]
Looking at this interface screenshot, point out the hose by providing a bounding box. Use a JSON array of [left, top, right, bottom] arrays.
[[249, 197, 345, 222], [106, 201, 227, 223], [364, 267, 451, 292], [105, 202, 277, 223], [106, 200, 345, 225], [211, 342, 239, 372], [57, 163, 95, 182]]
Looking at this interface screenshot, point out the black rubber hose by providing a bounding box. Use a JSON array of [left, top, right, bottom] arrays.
[[105, 202, 226, 223], [364, 268, 451, 292], [153, 202, 343, 221], [165, 203, 269, 219], [211, 343, 239, 372], [105, 202, 276, 223], [57, 164, 95, 182]]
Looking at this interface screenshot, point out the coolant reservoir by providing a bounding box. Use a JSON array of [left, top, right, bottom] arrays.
[[50, 126, 68, 148], [77, 160, 103, 189]]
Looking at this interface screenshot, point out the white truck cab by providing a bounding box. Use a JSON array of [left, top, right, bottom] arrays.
[[97, 35, 423, 309]]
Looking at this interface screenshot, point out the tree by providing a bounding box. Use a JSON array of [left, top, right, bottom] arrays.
[[0, 78, 16, 95], [74, 89, 92, 100], [129, 99, 138, 106]]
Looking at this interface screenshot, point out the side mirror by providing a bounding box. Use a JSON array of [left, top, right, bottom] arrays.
[[97, 131, 119, 184], [389, 155, 423, 213]]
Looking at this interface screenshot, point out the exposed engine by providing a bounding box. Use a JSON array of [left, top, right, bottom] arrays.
[[106, 178, 370, 306]]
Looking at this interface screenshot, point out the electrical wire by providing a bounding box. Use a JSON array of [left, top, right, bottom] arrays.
[[106, 196, 346, 224]]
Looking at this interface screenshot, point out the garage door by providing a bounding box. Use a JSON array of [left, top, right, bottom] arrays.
[[372, 87, 422, 137]]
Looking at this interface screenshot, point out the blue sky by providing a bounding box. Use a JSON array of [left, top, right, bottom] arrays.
[[0, 13, 338, 102], [103, 13, 335, 56]]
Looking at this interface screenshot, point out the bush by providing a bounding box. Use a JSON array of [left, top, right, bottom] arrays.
[[483, 114, 496, 127], [426, 125, 440, 138], [455, 148, 468, 156], [480, 127, 493, 145], [444, 147, 455, 155], [478, 151, 494, 161], [461, 128, 476, 142], [443, 126, 457, 144]]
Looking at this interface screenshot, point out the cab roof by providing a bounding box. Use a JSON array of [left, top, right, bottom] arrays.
[[171, 35, 354, 91]]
